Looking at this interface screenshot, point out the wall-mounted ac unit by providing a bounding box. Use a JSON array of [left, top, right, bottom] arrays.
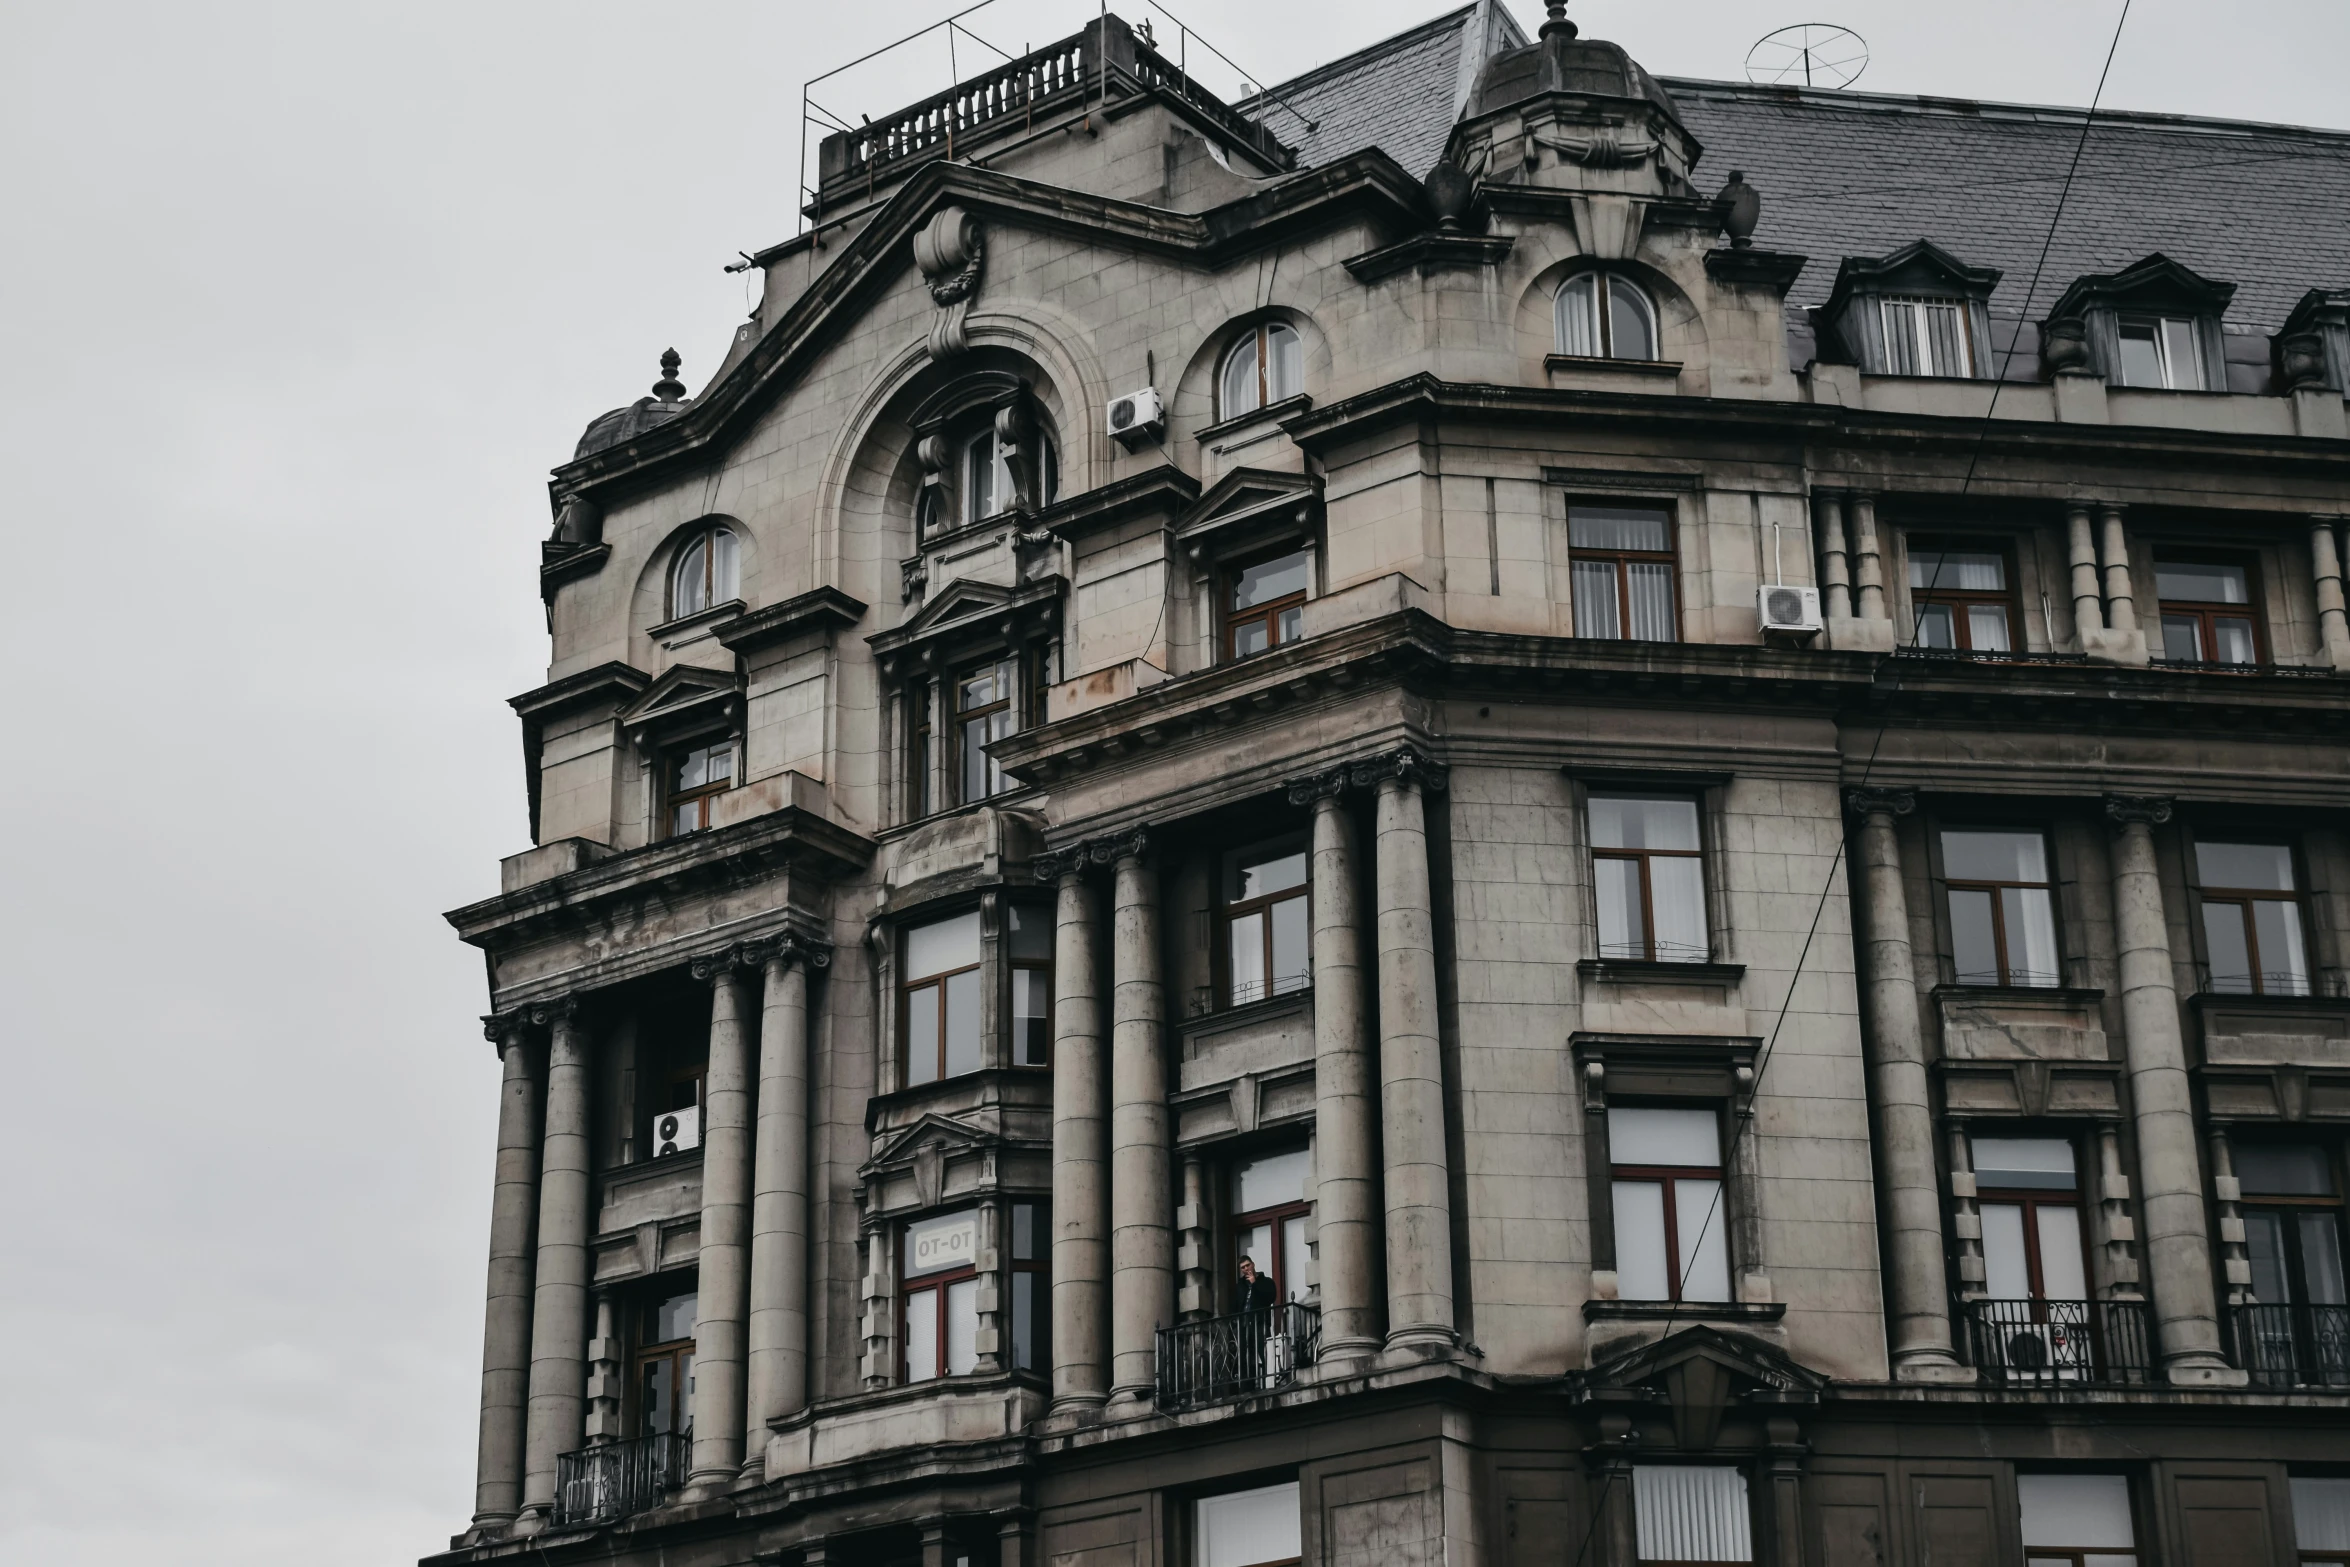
[[655, 1106, 701, 1158], [1106, 386, 1163, 447], [1757, 583, 1823, 635]]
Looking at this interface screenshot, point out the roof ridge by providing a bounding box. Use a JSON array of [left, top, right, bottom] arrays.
[[1657, 76, 2350, 143], [1243, 3, 1478, 105]]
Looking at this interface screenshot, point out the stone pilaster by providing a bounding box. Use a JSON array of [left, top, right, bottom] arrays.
[[519, 999, 592, 1530], [1105, 833, 1171, 1405], [685, 947, 758, 1496], [1176, 1154, 1212, 1319], [745, 934, 828, 1479], [471, 1014, 542, 1529], [1946, 1127, 1984, 1300], [2311, 517, 2350, 670], [1850, 493, 1886, 622], [2065, 502, 2106, 643], [1815, 490, 1852, 621], [2208, 1128, 2253, 1307], [2103, 794, 2238, 1383], [584, 1295, 622, 1441], [2096, 1125, 2143, 1299], [1037, 854, 1108, 1414]]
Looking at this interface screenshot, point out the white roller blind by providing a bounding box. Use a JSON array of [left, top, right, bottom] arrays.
[[1635, 1465, 1752, 1564], [1196, 1481, 1301, 1567], [2294, 1479, 2350, 1551], [2019, 1475, 2134, 1548]]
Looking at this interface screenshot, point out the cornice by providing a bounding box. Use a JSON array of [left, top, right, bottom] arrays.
[[1037, 465, 1200, 544], [508, 661, 652, 723], [714, 586, 870, 656], [1343, 231, 1515, 285]]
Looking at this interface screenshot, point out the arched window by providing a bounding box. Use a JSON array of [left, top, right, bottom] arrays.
[[956, 427, 1059, 525], [1219, 322, 1303, 419], [1555, 273, 1658, 361], [670, 524, 739, 617]]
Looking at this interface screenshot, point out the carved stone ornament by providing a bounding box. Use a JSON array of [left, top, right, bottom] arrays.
[[550, 493, 603, 547], [2103, 794, 2175, 830], [1285, 765, 1352, 806], [525, 996, 580, 1029], [2279, 330, 2329, 392], [1844, 786, 1917, 820], [912, 206, 985, 361], [691, 939, 774, 982], [1534, 127, 1658, 169], [2041, 316, 2091, 376], [1347, 744, 1448, 794], [1034, 827, 1152, 882], [482, 1011, 528, 1046], [768, 932, 835, 973]]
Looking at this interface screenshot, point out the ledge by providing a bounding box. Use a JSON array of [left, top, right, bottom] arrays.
[[1703, 246, 1807, 290], [1932, 984, 2105, 1007], [1545, 353, 1684, 379], [540, 541, 611, 600], [1583, 1299, 1786, 1324], [716, 585, 868, 655], [1194, 394, 1314, 448], [601, 1145, 704, 1194], [1342, 230, 1514, 284], [509, 660, 651, 723], [1038, 465, 1200, 543], [2190, 989, 2350, 1014], [647, 598, 746, 643], [1579, 958, 1744, 987]]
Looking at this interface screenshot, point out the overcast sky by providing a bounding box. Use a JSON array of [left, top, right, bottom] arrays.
[[0, 2, 2341, 1563]]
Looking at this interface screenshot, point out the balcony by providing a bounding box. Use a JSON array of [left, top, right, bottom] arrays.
[[1156, 1301, 1320, 1412], [1959, 1297, 2154, 1385], [2232, 1303, 2350, 1389], [553, 1432, 686, 1529]]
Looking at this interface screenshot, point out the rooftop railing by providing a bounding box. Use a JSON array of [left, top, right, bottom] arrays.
[[553, 1431, 686, 1529], [1157, 1300, 1319, 1412], [1959, 1297, 2154, 1386], [2232, 1303, 2350, 1389]]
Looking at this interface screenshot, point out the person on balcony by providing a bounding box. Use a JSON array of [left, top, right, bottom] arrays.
[[1237, 1254, 1281, 1386]]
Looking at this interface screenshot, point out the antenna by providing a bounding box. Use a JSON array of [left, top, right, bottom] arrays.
[[1745, 23, 1869, 89]]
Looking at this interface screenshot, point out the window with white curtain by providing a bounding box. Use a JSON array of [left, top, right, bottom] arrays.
[[1194, 1481, 1302, 1567], [1557, 273, 1659, 360], [1634, 1466, 1752, 1566], [1879, 295, 1974, 376], [1568, 504, 1677, 642], [1941, 828, 2060, 987], [1973, 1136, 2088, 1304], [670, 524, 740, 618], [1610, 1106, 1730, 1303], [1220, 322, 1304, 419], [902, 912, 983, 1086], [2293, 1476, 2350, 1567], [2018, 1474, 2137, 1567], [1590, 794, 1708, 964], [901, 1209, 980, 1382]]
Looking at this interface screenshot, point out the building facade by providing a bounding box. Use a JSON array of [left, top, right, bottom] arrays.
[[431, 6, 2350, 1567]]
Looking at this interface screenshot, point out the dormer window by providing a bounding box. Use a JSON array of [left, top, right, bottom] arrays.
[[670, 525, 739, 617], [1880, 296, 1975, 378], [2043, 253, 2233, 392], [2116, 316, 2207, 390], [1815, 241, 1999, 379], [1556, 273, 1657, 361], [1220, 322, 1303, 420]]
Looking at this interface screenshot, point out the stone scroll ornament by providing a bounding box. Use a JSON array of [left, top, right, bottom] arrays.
[[913, 206, 985, 362]]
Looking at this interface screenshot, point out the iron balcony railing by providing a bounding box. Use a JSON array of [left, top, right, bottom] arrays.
[[2232, 1303, 2350, 1388], [553, 1431, 687, 1528], [1157, 1300, 1320, 1411], [1959, 1297, 2154, 1385]]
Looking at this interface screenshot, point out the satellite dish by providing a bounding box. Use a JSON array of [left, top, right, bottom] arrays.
[[1745, 23, 1869, 89]]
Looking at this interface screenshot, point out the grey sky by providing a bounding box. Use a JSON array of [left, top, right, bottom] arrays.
[[0, 2, 2340, 1562]]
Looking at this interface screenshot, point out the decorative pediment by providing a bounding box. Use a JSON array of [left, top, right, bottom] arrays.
[[867, 575, 1063, 668], [867, 1110, 997, 1171], [2045, 251, 2235, 323], [1819, 238, 2001, 317], [1173, 467, 1322, 558], [616, 662, 744, 743], [1585, 1325, 1826, 1448]]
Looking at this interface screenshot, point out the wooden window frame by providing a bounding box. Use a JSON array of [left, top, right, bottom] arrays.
[[1976, 1181, 2091, 1310], [905, 677, 934, 820], [632, 1289, 697, 1438], [2154, 553, 2268, 666], [1221, 543, 1312, 662], [1218, 838, 1311, 1009], [2236, 1142, 2347, 1308], [1939, 826, 2062, 988], [1007, 904, 1054, 1069], [1609, 1118, 1729, 1305], [900, 920, 982, 1089], [1555, 271, 1660, 361], [668, 525, 738, 618], [1906, 534, 2022, 652], [2196, 838, 2313, 996], [664, 736, 736, 837], [1219, 321, 1302, 421], [1566, 503, 1680, 643], [900, 1238, 979, 1384], [953, 653, 1020, 806], [1008, 1198, 1051, 1372], [1230, 1176, 1312, 1309], [1589, 793, 1708, 964]]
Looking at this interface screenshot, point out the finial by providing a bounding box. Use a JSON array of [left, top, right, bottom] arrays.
[[1716, 170, 1761, 249], [652, 347, 685, 402], [1541, 0, 1578, 41]]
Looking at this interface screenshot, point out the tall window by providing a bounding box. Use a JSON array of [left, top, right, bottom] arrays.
[[902, 912, 982, 1087], [1591, 794, 1707, 964], [1225, 546, 1311, 659], [2156, 558, 2261, 665], [2197, 841, 2311, 995], [635, 1288, 696, 1438], [1222, 839, 1309, 1008], [2293, 1477, 2350, 1567], [670, 525, 740, 618], [956, 656, 1018, 803], [2116, 316, 2206, 390], [1008, 902, 1053, 1067], [667, 739, 735, 836], [2236, 1144, 2347, 1382], [1557, 273, 1659, 361], [1974, 1136, 2087, 1306], [906, 677, 934, 818], [902, 1209, 979, 1382], [1220, 322, 1303, 420], [650, 1026, 706, 1159], [1232, 1148, 1312, 1305], [1194, 1481, 1302, 1567], [1909, 541, 2016, 651], [1009, 1200, 1050, 1373], [956, 426, 1059, 524], [1610, 1106, 1729, 1303], [2018, 1474, 2137, 1567], [1569, 505, 1677, 641], [1633, 1467, 1752, 1567], [1943, 828, 2060, 987], [1880, 296, 1974, 377]]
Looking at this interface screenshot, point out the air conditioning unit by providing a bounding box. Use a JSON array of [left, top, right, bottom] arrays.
[[654, 1106, 701, 1158], [1105, 386, 1163, 447], [1757, 583, 1823, 636]]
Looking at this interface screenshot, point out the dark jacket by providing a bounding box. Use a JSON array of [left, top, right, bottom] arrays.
[[1236, 1273, 1278, 1316]]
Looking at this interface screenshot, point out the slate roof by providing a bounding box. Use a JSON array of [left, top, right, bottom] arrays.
[[1239, 4, 1512, 178]]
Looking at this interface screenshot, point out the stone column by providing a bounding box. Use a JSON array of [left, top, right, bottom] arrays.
[[2099, 506, 2138, 637], [520, 1000, 593, 1528], [2104, 795, 2237, 1383], [1106, 834, 1171, 1405], [471, 1016, 542, 1529], [1369, 749, 1456, 1351], [1816, 491, 1852, 621], [1042, 856, 1108, 1413], [1850, 494, 1887, 622], [2311, 518, 2350, 670], [745, 935, 827, 1476], [2066, 502, 2106, 643], [1846, 789, 1967, 1380], [1292, 773, 1381, 1362], [685, 951, 757, 1495]]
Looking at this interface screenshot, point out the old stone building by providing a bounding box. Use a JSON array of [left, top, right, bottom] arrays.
[[431, 5, 2350, 1567]]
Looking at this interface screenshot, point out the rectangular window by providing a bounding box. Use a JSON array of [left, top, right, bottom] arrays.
[[907, 679, 933, 818], [902, 912, 983, 1087], [1943, 828, 2060, 987], [956, 657, 1018, 803], [1634, 1465, 1752, 1566], [1010, 1199, 1050, 1373], [2196, 841, 2311, 996], [902, 1210, 980, 1382], [667, 740, 735, 836], [1232, 1148, 1313, 1306], [1194, 1481, 1302, 1567], [2116, 316, 2205, 390], [1225, 546, 1311, 660], [1222, 840, 1310, 1008], [1880, 296, 1974, 378], [2018, 1474, 2137, 1567], [1591, 794, 1707, 963], [1908, 540, 2016, 652], [2293, 1477, 2350, 1567], [1008, 902, 1054, 1066], [1611, 1106, 1729, 1303], [635, 1288, 696, 1437], [2237, 1146, 2347, 1347], [1974, 1137, 2087, 1304], [1570, 505, 1678, 642], [2156, 558, 2261, 665]]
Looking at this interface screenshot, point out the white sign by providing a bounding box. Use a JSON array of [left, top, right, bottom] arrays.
[[905, 1211, 978, 1277]]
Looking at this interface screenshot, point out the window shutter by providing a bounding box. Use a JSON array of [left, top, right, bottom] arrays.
[[1634, 1466, 1753, 1564]]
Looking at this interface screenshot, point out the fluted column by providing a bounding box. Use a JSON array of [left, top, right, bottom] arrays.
[[2104, 795, 2237, 1383], [2312, 518, 2350, 669], [2099, 506, 2138, 636], [471, 1016, 542, 1529], [1288, 771, 1380, 1361], [1850, 494, 1887, 622], [2066, 502, 2106, 643], [1107, 834, 1171, 1405], [745, 935, 827, 1476], [1371, 750, 1455, 1351], [519, 1001, 593, 1528], [1846, 789, 1967, 1380], [1815, 490, 1852, 621], [1042, 856, 1108, 1413], [685, 951, 757, 1495]]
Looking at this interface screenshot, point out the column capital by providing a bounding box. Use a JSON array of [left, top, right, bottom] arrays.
[[763, 931, 833, 973], [691, 942, 770, 983], [1285, 764, 1352, 806], [2103, 793, 2174, 830], [1844, 785, 1916, 821], [482, 1010, 531, 1047], [524, 995, 581, 1029], [1350, 743, 1447, 795], [1034, 827, 1152, 882]]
